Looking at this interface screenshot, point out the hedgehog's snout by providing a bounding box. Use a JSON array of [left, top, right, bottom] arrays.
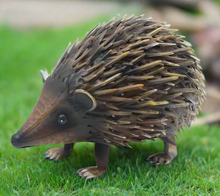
[[11, 133, 23, 148]]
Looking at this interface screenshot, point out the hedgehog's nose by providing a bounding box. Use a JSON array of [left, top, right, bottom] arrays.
[[11, 134, 23, 148]]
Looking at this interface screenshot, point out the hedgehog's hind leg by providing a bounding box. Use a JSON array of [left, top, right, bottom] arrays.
[[77, 143, 109, 179], [45, 143, 74, 161], [147, 135, 177, 165]]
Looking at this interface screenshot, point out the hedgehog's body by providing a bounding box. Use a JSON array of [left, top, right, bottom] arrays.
[[11, 15, 205, 179]]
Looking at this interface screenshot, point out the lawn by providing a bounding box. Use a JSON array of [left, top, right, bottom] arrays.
[[0, 16, 220, 196]]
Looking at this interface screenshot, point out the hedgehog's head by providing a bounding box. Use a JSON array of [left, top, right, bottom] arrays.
[[11, 69, 97, 148]]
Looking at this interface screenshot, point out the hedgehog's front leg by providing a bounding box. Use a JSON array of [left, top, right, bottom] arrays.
[[147, 135, 177, 165], [77, 143, 110, 179], [45, 143, 74, 161]]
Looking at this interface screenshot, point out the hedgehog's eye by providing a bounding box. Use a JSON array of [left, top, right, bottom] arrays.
[[57, 114, 67, 125]]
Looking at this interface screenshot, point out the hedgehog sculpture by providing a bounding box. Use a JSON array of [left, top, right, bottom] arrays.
[[11, 15, 205, 179]]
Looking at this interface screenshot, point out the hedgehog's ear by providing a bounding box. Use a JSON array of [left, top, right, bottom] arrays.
[[40, 69, 49, 83], [73, 89, 97, 111]]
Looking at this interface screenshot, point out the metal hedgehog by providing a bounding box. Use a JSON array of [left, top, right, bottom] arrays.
[[11, 15, 205, 179]]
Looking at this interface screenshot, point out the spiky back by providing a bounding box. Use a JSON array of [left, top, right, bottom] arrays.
[[52, 15, 205, 146]]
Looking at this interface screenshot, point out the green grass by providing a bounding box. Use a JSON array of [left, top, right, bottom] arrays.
[[0, 16, 220, 196], [214, 0, 220, 5]]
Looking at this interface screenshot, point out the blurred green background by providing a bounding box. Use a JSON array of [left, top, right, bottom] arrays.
[[0, 0, 220, 195]]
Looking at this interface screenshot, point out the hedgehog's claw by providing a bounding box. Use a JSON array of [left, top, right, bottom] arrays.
[[77, 166, 106, 179], [45, 146, 71, 161], [147, 152, 174, 165]]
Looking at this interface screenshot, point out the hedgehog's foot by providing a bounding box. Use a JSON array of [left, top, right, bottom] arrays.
[[77, 143, 110, 179], [147, 152, 175, 165], [77, 166, 106, 179], [45, 143, 74, 161], [147, 135, 177, 165]]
